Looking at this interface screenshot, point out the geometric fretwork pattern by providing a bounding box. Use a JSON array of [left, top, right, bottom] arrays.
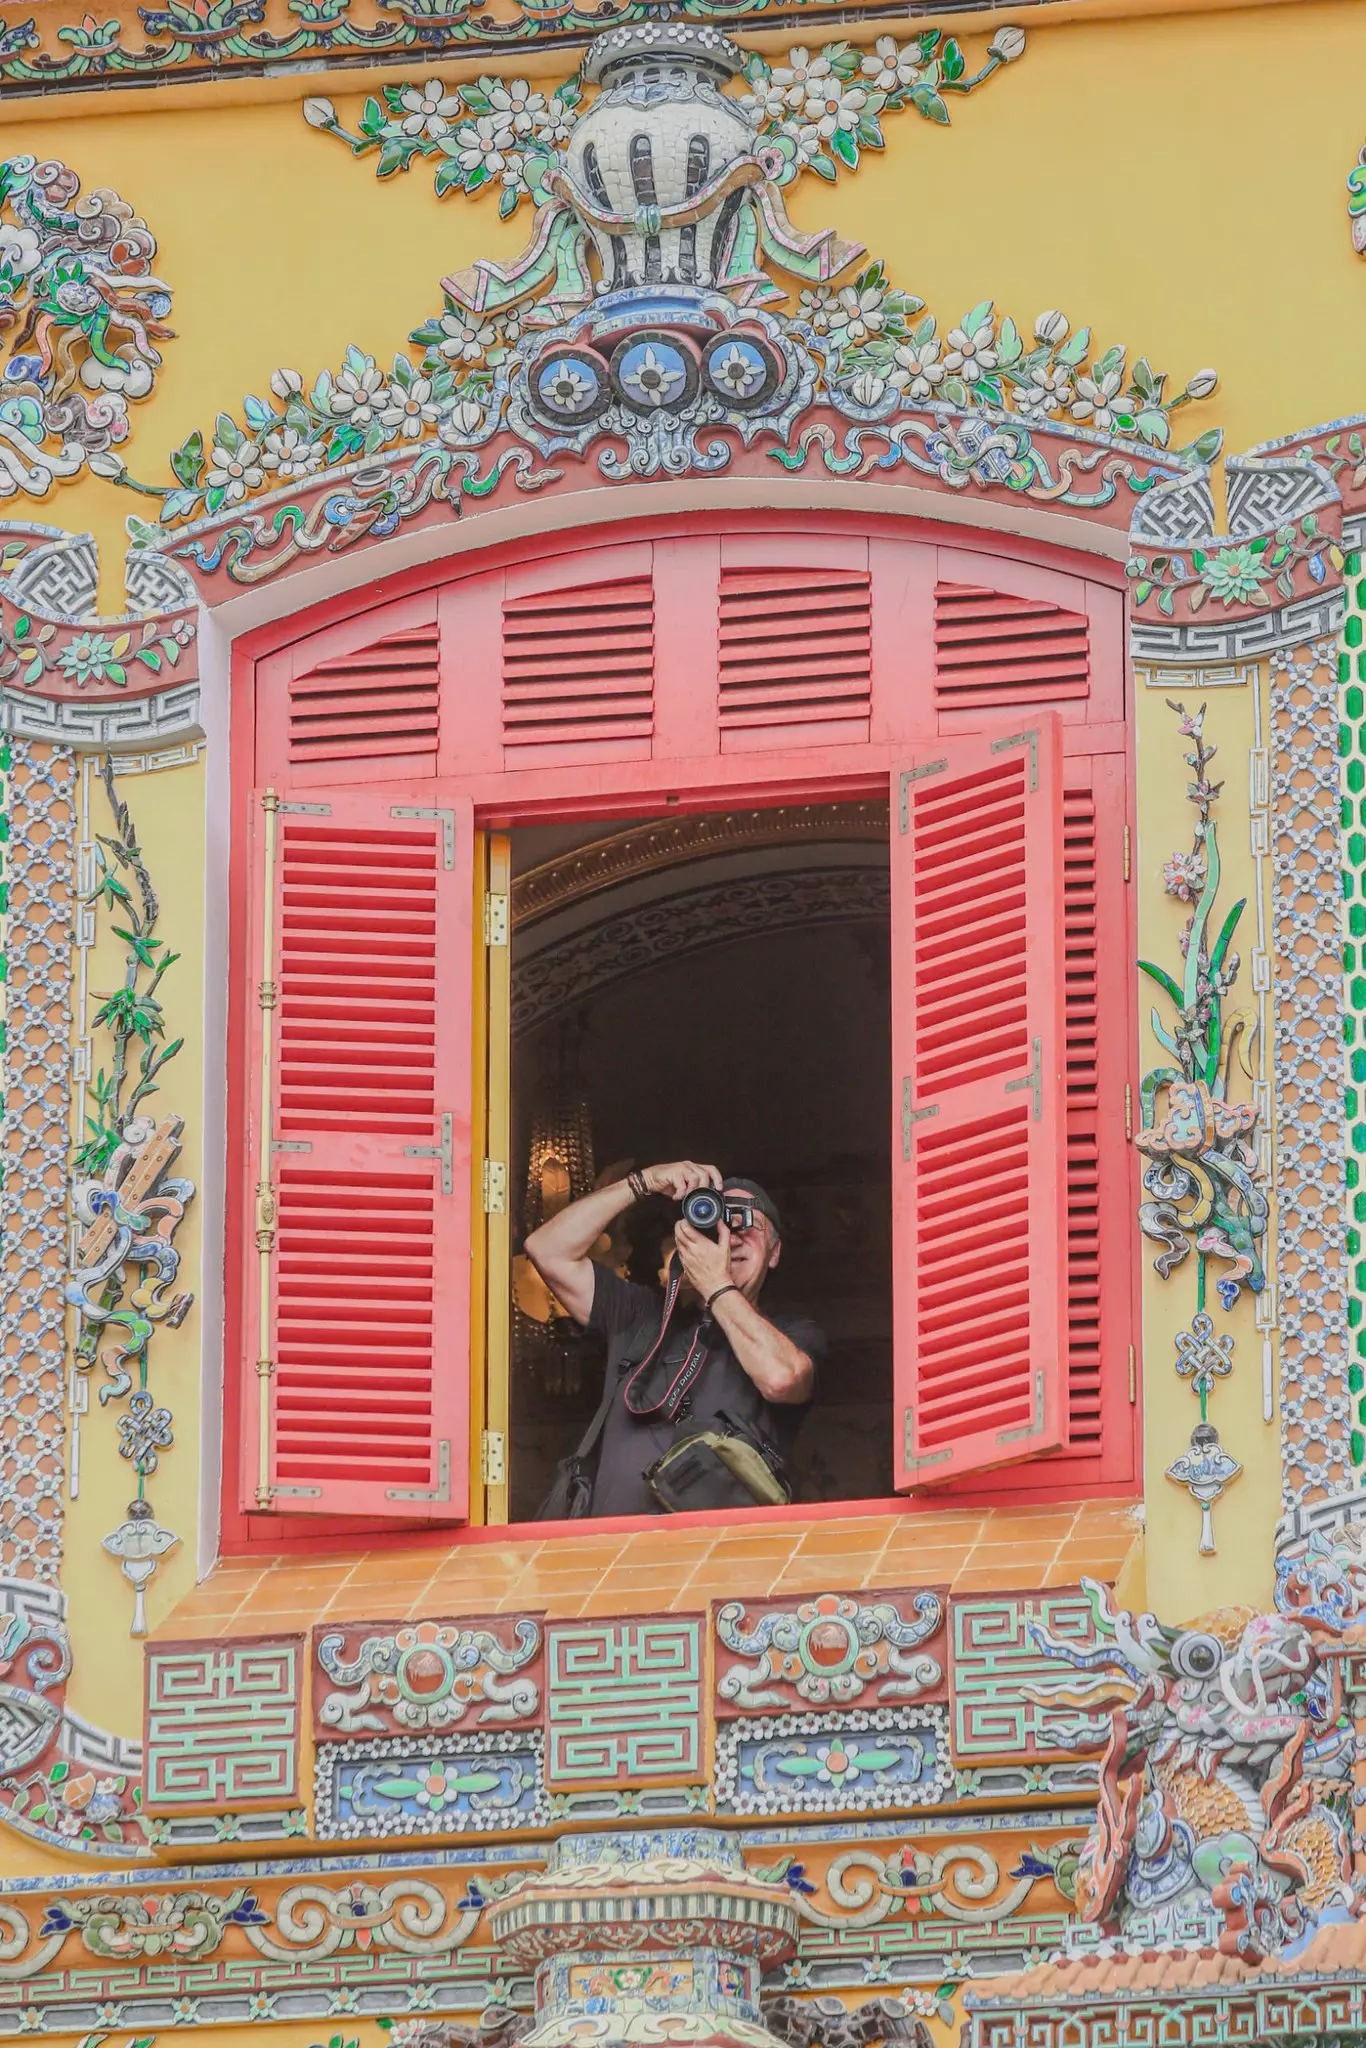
[[0, 739, 75, 1581], [145, 1639, 302, 1804], [948, 1592, 1101, 1762], [1274, 631, 1352, 1502], [546, 1618, 703, 1786]]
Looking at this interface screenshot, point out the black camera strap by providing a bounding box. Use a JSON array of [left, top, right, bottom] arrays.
[[622, 1256, 713, 1423]]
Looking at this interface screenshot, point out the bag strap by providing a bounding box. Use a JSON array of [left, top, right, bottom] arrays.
[[567, 1352, 623, 1469]]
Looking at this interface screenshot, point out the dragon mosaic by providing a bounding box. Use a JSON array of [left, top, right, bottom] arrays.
[[1026, 1564, 1359, 1959]]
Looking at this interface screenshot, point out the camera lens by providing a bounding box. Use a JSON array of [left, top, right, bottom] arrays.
[[681, 1188, 722, 1231]]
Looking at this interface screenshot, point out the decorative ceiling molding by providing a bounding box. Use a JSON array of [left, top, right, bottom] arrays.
[[512, 803, 889, 925]]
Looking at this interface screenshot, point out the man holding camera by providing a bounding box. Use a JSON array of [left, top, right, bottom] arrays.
[[525, 1161, 822, 1519]]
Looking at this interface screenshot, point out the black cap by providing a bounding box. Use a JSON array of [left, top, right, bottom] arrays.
[[723, 1176, 781, 1237]]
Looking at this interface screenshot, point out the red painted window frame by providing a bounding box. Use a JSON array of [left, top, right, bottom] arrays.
[[222, 508, 1139, 1557]]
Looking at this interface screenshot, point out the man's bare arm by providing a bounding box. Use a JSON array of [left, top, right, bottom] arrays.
[[709, 1288, 813, 1405], [523, 1161, 720, 1325]]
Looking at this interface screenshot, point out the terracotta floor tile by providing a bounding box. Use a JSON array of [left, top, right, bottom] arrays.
[[225, 1604, 325, 1630], [964, 1536, 1068, 1562], [617, 1536, 720, 1566], [598, 1563, 703, 1593], [766, 1557, 887, 1592], [443, 1545, 548, 1573], [164, 1586, 253, 1617], [972, 1513, 1079, 1541], [866, 1550, 970, 1582], [706, 1531, 805, 1557], [572, 1589, 676, 1617], [949, 1565, 1053, 1593], [886, 1516, 987, 1544], [409, 1581, 529, 1614]]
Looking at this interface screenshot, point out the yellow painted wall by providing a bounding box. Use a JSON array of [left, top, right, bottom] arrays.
[[4, 0, 1363, 591], [14, 0, 1353, 1729]]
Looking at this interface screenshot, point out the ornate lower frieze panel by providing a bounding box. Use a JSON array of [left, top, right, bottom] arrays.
[[0, 1809, 1087, 2033], [714, 1590, 945, 1716], [315, 1733, 549, 1840], [545, 1617, 703, 1789], [947, 1590, 1107, 1765], [315, 1616, 544, 1739], [715, 1706, 952, 1817], [144, 1636, 303, 1809]]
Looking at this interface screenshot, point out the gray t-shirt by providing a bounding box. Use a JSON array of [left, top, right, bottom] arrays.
[[585, 1265, 823, 1518]]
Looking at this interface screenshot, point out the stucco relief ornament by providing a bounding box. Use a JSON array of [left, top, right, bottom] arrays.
[[120, 16, 1218, 569], [0, 156, 171, 500], [1136, 701, 1266, 1310]]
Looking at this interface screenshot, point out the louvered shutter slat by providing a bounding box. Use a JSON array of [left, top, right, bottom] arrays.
[[893, 719, 1069, 1486], [244, 784, 471, 1521], [288, 616, 440, 766], [1063, 780, 1103, 1448], [501, 577, 655, 756], [718, 566, 872, 741], [934, 583, 1090, 708]]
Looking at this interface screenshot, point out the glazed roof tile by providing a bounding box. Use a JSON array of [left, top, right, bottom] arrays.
[[968, 1914, 1366, 2006]]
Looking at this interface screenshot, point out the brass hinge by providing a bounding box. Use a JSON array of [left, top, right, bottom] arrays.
[[1123, 823, 1131, 883], [481, 1430, 507, 1486], [1125, 1082, 1133, 1142], [1128, 1344, 1137, 1405], [484, 891, 509, 946], [483, 1159, 508, 1213]]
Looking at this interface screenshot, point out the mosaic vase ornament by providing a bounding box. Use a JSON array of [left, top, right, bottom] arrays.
[[443, 23, 861, 323], [489, 1828, 797, 2048]]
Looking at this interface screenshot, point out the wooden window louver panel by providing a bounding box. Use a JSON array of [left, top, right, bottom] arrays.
[[934, 582, 1090, 708], [892, 718, 1069, 1486], [245, 784, 473, 1522], [289, 620, 441, 765], [502, 577, 655, 748], [718, 567, 872, 731]]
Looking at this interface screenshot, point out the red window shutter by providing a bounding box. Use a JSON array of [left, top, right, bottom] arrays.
[[892, 715, 1069, 1486], [242, 783, 473, 1521]]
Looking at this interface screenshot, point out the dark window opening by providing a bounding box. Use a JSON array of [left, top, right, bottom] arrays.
[[508, 804, 893, 1521]]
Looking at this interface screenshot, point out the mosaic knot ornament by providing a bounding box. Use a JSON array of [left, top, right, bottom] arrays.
[[714, 1589, 944, 1713], [546, 1617, 702, 1789], [0, 157, 171, 502], [315, 1614, 544, 1736]]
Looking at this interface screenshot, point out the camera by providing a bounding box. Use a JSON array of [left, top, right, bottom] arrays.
[[680, 1188, 755, 1239]]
